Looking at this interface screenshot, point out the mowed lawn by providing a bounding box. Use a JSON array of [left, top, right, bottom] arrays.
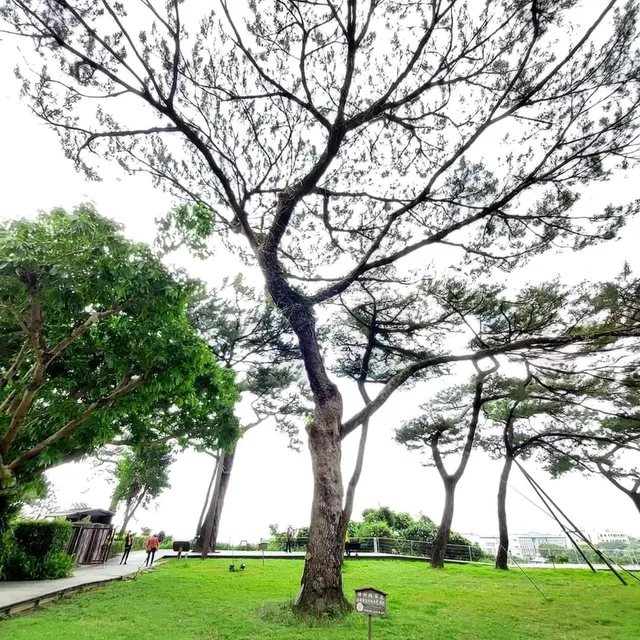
[[2, 559, 639, 639]]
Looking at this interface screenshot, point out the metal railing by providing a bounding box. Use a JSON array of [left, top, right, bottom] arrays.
[[228, 536, 487, 562], [216, 537, 640, 568]]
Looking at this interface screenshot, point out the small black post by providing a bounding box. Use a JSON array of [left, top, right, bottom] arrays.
[[368, 614, 372, 640]]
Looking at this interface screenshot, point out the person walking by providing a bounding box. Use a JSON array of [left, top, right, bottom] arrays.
[[120, 531, 133, 565], [285, 525, 294, 553], [145, 533, 159, 567]]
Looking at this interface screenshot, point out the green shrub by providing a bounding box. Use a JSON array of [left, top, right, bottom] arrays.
[[403, 521, 437, 542], [13, 519, 72, 556], [2, 519, 73, 581], [4, 549, 73, 581], [0, 529, 16, 581], [110, 540, 125, 558], [354, 520, 395, 539]]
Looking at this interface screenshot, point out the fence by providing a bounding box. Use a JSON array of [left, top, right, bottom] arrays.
[[232, 536, 487, 562], [211, 537, 639, 568]]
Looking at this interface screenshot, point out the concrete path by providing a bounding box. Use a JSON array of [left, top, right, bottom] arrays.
[[0, 550, 156, 616]]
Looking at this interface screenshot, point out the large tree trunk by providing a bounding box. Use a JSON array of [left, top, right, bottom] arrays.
[[260, 263, 348, 614], [297, 395, 348, 614], [197, 450, 236, 551], [495, 454, 514, 570], [630, 492, 640, 516], [108, 493, 119, 514], [430, 478, 457, 569], [196, 456, 219, 535], [200, 449, 224, 558]]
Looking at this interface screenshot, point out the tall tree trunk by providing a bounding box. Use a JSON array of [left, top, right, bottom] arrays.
[[495, 454, 513, 570], [197, 450, 236, 551], [297, 395, 348, 614], [630, 492, 640, 516], [200, 450, 224, 558], [259, 264, 347, 614], [430, 478, 457, 569], [209, 449, 235, 551], [196, 455, 219, 536], [108, 493, 119, 514], [118, 490, 146, 535], [340, 418, 369, 541]]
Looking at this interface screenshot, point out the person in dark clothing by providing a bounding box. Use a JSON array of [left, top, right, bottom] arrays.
[[145, 533, 159, 566], [285, 526, 294, 553], [120, 531, 134, 565]]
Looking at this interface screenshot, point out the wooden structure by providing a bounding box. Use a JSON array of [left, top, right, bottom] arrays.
[[47, 508, 115, 565]]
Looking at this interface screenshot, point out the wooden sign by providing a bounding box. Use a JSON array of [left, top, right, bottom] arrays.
[[355, 587, 388, 616], [355, 587, 388, 640]]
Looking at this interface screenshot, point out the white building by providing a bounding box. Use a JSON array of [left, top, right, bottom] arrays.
[[587, 530, 630, 544], [469, 532, 569, 559]]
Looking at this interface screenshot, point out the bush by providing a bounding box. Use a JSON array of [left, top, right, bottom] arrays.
[[110, 540, 125, 558], [403, 521, 437, 542], [13, 519, 72, 556], [5, 550, 73, 581], [354, 520, 395, 539], [2, 519, 73, 581]]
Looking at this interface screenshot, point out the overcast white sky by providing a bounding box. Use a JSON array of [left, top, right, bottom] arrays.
[[2, 29, 640, 545]]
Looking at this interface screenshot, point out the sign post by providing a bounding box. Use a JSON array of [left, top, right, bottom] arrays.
[[354, 587, 388, 639], [258, 541, 267, 566]]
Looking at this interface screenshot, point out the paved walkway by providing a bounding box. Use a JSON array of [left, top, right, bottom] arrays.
[[0, 550, 156, 615]]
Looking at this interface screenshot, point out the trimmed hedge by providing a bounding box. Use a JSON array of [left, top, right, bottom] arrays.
[[14, 519, 72, 556], [109, 540, 125, 558], [2, 519, 74, 581]]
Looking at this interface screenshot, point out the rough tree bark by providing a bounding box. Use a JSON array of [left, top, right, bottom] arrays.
[[495, 454, 514, 570], [197, 450, 236, 552], [299, 396, 347, 613], [200, 448, 224, 558], [431, 478, 457, 569], [259, 259, 349, 613], [196, 455, 219, 536]]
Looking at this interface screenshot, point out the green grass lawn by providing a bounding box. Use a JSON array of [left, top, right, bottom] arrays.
[[2, 559, 639, 639]]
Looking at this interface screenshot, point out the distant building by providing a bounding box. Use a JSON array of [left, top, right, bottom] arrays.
[[469, 532, 568, 559], [586, 530, 630, 544]]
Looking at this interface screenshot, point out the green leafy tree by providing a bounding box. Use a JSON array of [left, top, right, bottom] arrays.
[[0, 206, 238, 534], [4, 0, 640, 613], [109, 443, 174, 535]]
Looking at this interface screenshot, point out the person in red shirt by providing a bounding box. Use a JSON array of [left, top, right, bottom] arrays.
[[145, 533, 159, 567]]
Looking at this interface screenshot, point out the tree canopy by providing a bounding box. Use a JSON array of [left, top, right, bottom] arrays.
[[109, 442, 174, 534], [0, 206, 238, 518]]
